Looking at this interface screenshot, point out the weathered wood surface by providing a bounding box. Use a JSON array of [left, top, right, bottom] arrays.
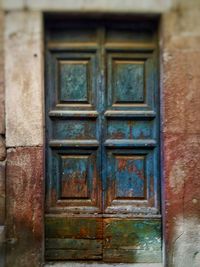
[[45, 249, 102, 260], [103, 249, 162, 263], [45, 217, 103, 239], [45, 18, 160, 263], [45, 217, 103, 260], [103, 219, 161, 262], [46, 238, 102, 250]]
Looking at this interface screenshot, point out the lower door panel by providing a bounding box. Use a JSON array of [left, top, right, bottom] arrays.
[[45, 217, 161, 262], [45, 217, 103, 260]]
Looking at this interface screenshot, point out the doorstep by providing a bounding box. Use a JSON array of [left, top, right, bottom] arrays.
[[44, 263, 163, 267]]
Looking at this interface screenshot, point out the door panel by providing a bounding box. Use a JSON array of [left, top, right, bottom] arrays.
[[107, 52, 155, 110], [105, 149, 158, 214], [45, 19, 161, 263], [48, 149, 101, 211], [107, 119, 154, 140], [103, 219, 161, 263], [45, 217, 103, 260], [51, 51, 98, 109]]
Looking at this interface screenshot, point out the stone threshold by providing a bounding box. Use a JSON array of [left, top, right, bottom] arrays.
[[45, 263, 163, 267]]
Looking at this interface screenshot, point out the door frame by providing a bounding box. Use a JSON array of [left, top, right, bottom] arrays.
[[43, 13, 163, 266]]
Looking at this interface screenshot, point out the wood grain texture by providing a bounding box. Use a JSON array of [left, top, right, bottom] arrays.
[[45, 18, 160, 263], [103, 219, 161, 263]]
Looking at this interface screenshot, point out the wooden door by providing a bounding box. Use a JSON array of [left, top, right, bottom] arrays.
[[45, 18, 161, 263]]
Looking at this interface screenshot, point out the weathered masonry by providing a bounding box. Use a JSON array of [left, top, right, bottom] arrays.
[[45, 17, 161, 263]]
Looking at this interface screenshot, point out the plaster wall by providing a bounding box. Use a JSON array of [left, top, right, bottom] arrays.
[[5, 12, 43, 147], [161, 1, 200, 266], [0, 8, 6, 267], [1, 0, 200, 266]]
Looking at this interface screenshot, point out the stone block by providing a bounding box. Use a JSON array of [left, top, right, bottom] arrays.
[[0, 135, 5, 161], [0, 161, 5, 225], [170, 217, 200, 267], [163, 133, 200, 267], [0, 11, 5, 134], [162, 3, 200, 50], [175, 0, 200, 8], [6, 147, 43, 267], [2, 0, 24, 10], [162, 51, 200, 134], [5, 11, 44, 147], [6, 0, 172, 13]]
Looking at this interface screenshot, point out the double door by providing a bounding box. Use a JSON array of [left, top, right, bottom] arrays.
[[45, 18, 161, 263]]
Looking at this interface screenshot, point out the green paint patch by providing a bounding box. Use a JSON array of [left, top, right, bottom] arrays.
[[103, 219, 162, 263]]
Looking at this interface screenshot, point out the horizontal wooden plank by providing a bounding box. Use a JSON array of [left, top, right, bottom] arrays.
[[104, 110, 156, 119], [103, 249, 162, 263], [105, 43, 155, 51], [45, 249, 102, 260], [104, 139, 156, 148], [104, 206, 159, 215], [104, 219, 161, 251], [49, 110, 98, 118], [46, 238, 102, 251], [49, 139, 99, 148], [47, 42, 98, 50], [45, 217, 103, 239]]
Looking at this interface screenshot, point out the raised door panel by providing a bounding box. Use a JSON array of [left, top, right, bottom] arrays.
[[47, 149, 101, 212], [105, 149, 158, 214], [107, 52, 155, 111], [113, 60, 145, 104], [49, 52, 97, 109], [59, 60, 89, 103]]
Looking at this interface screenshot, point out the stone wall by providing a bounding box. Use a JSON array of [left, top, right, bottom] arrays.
[[162, 1, 200, 266], [0, 7, 6, 267], [1, 0, 200, 266], [4, 10, 44, 267]]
